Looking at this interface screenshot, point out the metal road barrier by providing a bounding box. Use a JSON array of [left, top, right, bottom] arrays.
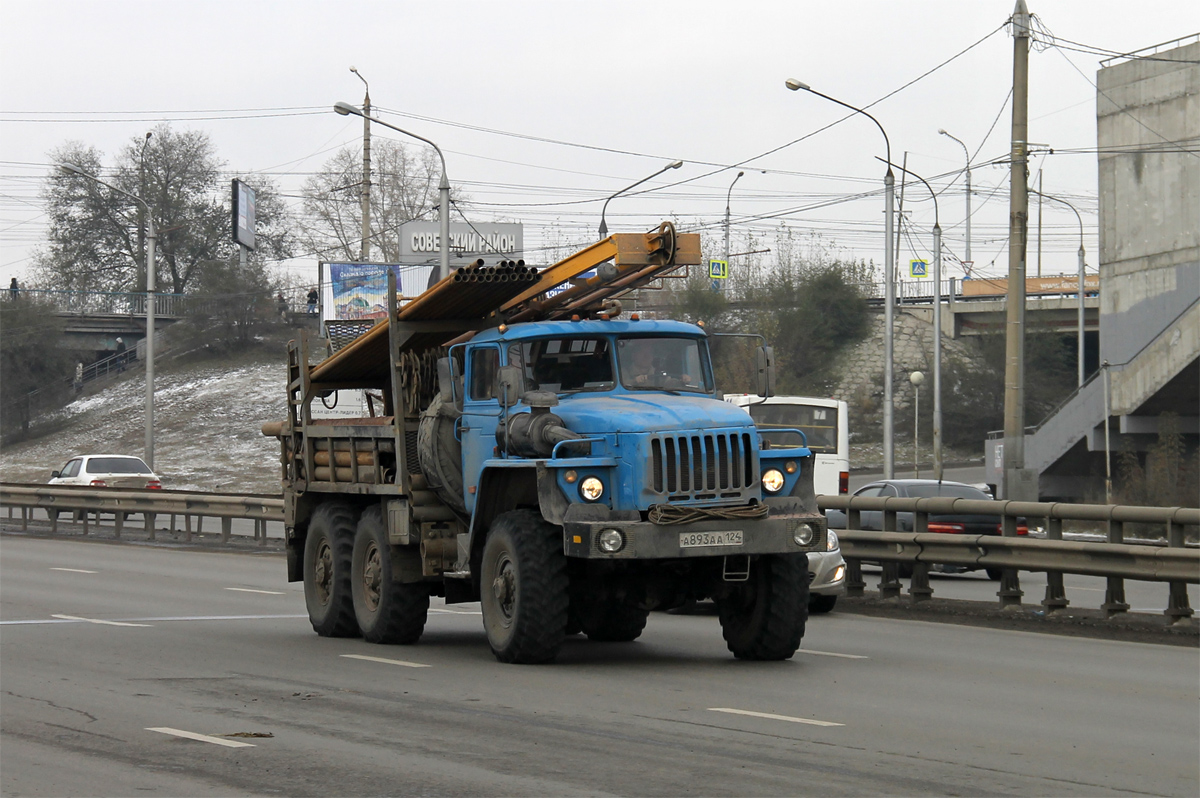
[[2, 482, 1196, 620], [818, 494, 1199, 622], [0, 483, 282, 545]]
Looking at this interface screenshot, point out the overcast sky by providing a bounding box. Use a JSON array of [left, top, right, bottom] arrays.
[[2, 1, 1195, 289]]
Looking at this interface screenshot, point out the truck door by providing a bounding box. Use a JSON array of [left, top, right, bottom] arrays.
[[461, 344, 503, 514]]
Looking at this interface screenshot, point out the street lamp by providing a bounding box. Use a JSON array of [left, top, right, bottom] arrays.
[[724, 170, 745, 269], [786, 78, 897, 478], [1029, 186, 1088, 386], [598, 160, 684, 240], [334, 101, 451, 281], [879, 159, 943, 480], [938, 129, 971, 272], [910, 371, 925, 478], [60, 163, 157, 470], [349, 67, 371, 262]]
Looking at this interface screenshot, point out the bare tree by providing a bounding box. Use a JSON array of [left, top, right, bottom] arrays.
[[299, 139, 464, 263], [35, 125, 293, 295]]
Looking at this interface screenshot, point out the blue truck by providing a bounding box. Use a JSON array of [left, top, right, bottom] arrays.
[[266, 225, 827, 663]]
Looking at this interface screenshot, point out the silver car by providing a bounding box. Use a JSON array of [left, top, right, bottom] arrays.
[[808, 529, 846, 613]]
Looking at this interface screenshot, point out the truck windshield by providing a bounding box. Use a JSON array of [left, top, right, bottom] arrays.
[[747, 403, 838, 452], [617, 336, 711, 393], [508, 337, 615, 393]]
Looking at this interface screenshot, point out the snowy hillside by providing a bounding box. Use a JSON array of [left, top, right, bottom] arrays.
[[1, 355, 289, 494]]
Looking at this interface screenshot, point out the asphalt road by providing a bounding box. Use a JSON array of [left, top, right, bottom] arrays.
[[3, 536, 1197, 797]]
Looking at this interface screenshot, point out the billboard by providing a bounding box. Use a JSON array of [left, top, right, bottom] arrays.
[[231, 179, 256, 250], [399, 221, 523, 268], [321, 262, 436, 321]]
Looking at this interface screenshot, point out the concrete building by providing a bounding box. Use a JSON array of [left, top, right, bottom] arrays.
[[986, 36, 1199, 502]]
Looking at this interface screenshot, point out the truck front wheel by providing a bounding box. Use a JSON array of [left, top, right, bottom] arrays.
[[303, 502, 359, 637], [717, 554, 808, 660], [352, 506, 429, 644], [480, 510, 569, 664]]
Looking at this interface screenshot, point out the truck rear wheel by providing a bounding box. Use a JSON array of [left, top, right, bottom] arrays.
[[303, 502, 359, 637], [351, 506, 430, 644], [717, 554, 808, 660], [480, 510, 568, 664]]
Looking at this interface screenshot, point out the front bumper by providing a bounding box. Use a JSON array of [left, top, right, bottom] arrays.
[[562, 497, 825, 560]]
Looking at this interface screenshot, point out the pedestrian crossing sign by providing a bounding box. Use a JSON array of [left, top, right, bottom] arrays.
[[709, 259, 729, 279], [910, 259, 928, 278]]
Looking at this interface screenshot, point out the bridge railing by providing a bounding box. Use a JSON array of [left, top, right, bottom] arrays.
[[818, 494, 1198, 622], [19, 288, 187, 317]]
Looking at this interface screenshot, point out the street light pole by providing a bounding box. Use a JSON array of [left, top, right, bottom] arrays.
[[60, 164, 157, 470], [724, 170, 745, 268], [881, 159, 943, 479], [350, 67, 371, 262], [938, 128, 971, 270], [1029, 186, 1087, 386], [598, 160, 684, 240], [334, 101, 451, 281], [787, 79, 895, 477]]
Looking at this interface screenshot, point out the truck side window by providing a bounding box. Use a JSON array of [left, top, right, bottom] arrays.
[[469, 348, 500, 401]]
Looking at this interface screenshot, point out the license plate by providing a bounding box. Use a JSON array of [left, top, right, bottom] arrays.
[[679, 530, 744, 548]]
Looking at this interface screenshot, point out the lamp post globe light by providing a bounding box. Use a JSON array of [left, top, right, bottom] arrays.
[[597, 160, 684, 240], [60, 163, 157, 469], [786, 79, 896, 478], [334, 102, 452, 281], [910, 371, 925, 478]]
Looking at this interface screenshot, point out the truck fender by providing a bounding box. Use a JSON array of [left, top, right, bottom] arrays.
[[464, 465, 546, 581]]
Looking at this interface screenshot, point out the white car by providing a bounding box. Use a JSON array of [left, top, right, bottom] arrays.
[[49, 454, 162, 490], [808, 530, 846, 613]]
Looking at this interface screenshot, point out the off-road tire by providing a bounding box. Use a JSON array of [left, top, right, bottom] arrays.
[[717, 554, 808, 660], [480, 509, 568, 663], [351, 505, 429, 644], [303, 502, 359, 638], [808, 594, 838, 614]]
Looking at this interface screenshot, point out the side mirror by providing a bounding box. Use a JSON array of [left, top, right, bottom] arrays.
[[756, 345, 776, 398], [497, 365, 524, 408], [51, 470, 61, 479]]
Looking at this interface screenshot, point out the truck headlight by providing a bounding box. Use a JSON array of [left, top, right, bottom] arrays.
[[762, 468, 785, 493], [827, 530, 839, 551], [598, 528, 625, 553], [794, 522, 817, 546], [579, 476, 604, 502]]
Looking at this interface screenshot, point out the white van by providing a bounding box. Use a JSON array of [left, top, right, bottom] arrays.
[[723, 394, 849, 496]]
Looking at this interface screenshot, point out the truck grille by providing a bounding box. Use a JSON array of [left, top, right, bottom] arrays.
[[650, 432, 756, 500]]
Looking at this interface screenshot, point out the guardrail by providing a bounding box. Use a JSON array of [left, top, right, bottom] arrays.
[[3, 484, 1196, 622], [0, 483, 282, 545], [818, 494, 1199, 622]]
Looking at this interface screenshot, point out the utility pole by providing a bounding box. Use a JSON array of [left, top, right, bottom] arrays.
[[351, 66, 371, 262], [1036, 170, 1044, 277], [1002, 0, 1033, 500]]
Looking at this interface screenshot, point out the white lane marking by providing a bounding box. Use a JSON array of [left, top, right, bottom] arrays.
[[0, 614, 308, 626], [50, 567, 98, 574], [708, 707, 844, 727], [146, 727, 255, 748], [799, 649, 869, 660], [50, 614, 151, 627], [341, 653, 430, 668], [429, 608, 482, 616], [225, 587, 286, 595]]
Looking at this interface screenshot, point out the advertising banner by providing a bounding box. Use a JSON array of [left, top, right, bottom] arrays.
[[324, 263, 434, 320]]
